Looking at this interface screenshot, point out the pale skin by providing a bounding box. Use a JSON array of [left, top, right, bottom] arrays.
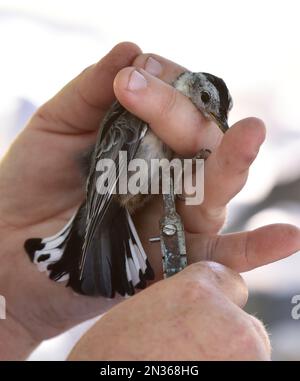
[[0, 42, 299, 360], [69, 262, 270, 361]]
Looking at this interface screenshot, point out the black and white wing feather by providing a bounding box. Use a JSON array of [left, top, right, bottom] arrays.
[[24, 101, 154, 298], [80, 101, 148, 275]]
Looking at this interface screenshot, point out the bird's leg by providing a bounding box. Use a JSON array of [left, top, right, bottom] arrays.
[[193, 148, 212, 161], [159, 176, 187, 278]]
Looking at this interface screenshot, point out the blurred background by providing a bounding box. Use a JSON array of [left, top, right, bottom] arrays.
[[0, 0, 299, 360]]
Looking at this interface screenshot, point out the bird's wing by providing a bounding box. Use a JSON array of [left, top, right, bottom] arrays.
[[79, 101, 148, 274]]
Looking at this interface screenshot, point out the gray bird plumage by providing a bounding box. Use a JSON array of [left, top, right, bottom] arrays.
[[24, 71, 232, 298]]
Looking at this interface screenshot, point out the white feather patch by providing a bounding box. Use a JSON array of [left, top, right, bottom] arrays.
[[42, 214, 75, 243], [129, 238, 141, 273], [134, 244, 147, 273], [125, 256, 132, 283], [34, 248, 63, 265], [42, 229, 71, 251], [126, 210, 147, 261], [56, 273, 70, 283], [128, 258, 140, 286]]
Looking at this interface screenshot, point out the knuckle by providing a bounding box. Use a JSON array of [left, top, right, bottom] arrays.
[[181, 261, 213, 283], [199, 207, 226, 228], [177, 262, 219, 300], [179, 262, 248, 307], [179, 278, 215, 303], [184, 261, 236, 287], [185, 260, 215, 274]]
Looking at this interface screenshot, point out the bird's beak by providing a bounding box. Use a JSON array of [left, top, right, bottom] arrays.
[[209, 113, 229, 134]]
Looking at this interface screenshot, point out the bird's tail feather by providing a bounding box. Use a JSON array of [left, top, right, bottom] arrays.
[[24, 203, 154, 297]]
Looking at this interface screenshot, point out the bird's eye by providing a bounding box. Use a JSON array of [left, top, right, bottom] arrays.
[[201, 91, 211, 104]]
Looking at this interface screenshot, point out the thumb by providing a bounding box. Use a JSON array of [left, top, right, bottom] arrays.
[[177, 261, 249, 308]]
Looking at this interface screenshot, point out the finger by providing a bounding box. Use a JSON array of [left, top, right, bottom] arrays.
[[177, 261, 248, 308], [134, 54, 221, 149], [177, 118, 266, 233], [30, 42, 142, 134], [187, 223, 300, 272], [114, 67, 222, 156], [133, 53, 186, 83]]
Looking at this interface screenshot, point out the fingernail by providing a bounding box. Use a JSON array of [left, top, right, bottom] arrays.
[[145, 56, 162, 76], [128, 69, 147, 91]]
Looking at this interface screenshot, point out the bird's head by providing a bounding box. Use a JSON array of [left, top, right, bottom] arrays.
[[174, 71, 233, 133]]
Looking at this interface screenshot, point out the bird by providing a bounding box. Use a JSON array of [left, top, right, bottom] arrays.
[[24, 71, 233, 298]]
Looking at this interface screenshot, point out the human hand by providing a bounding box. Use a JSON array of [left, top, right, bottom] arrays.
[[69, 261, 271, 360], [0, 43, 299, 360], [113, 53, 300, 278], [0, 43, 142, 359]]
